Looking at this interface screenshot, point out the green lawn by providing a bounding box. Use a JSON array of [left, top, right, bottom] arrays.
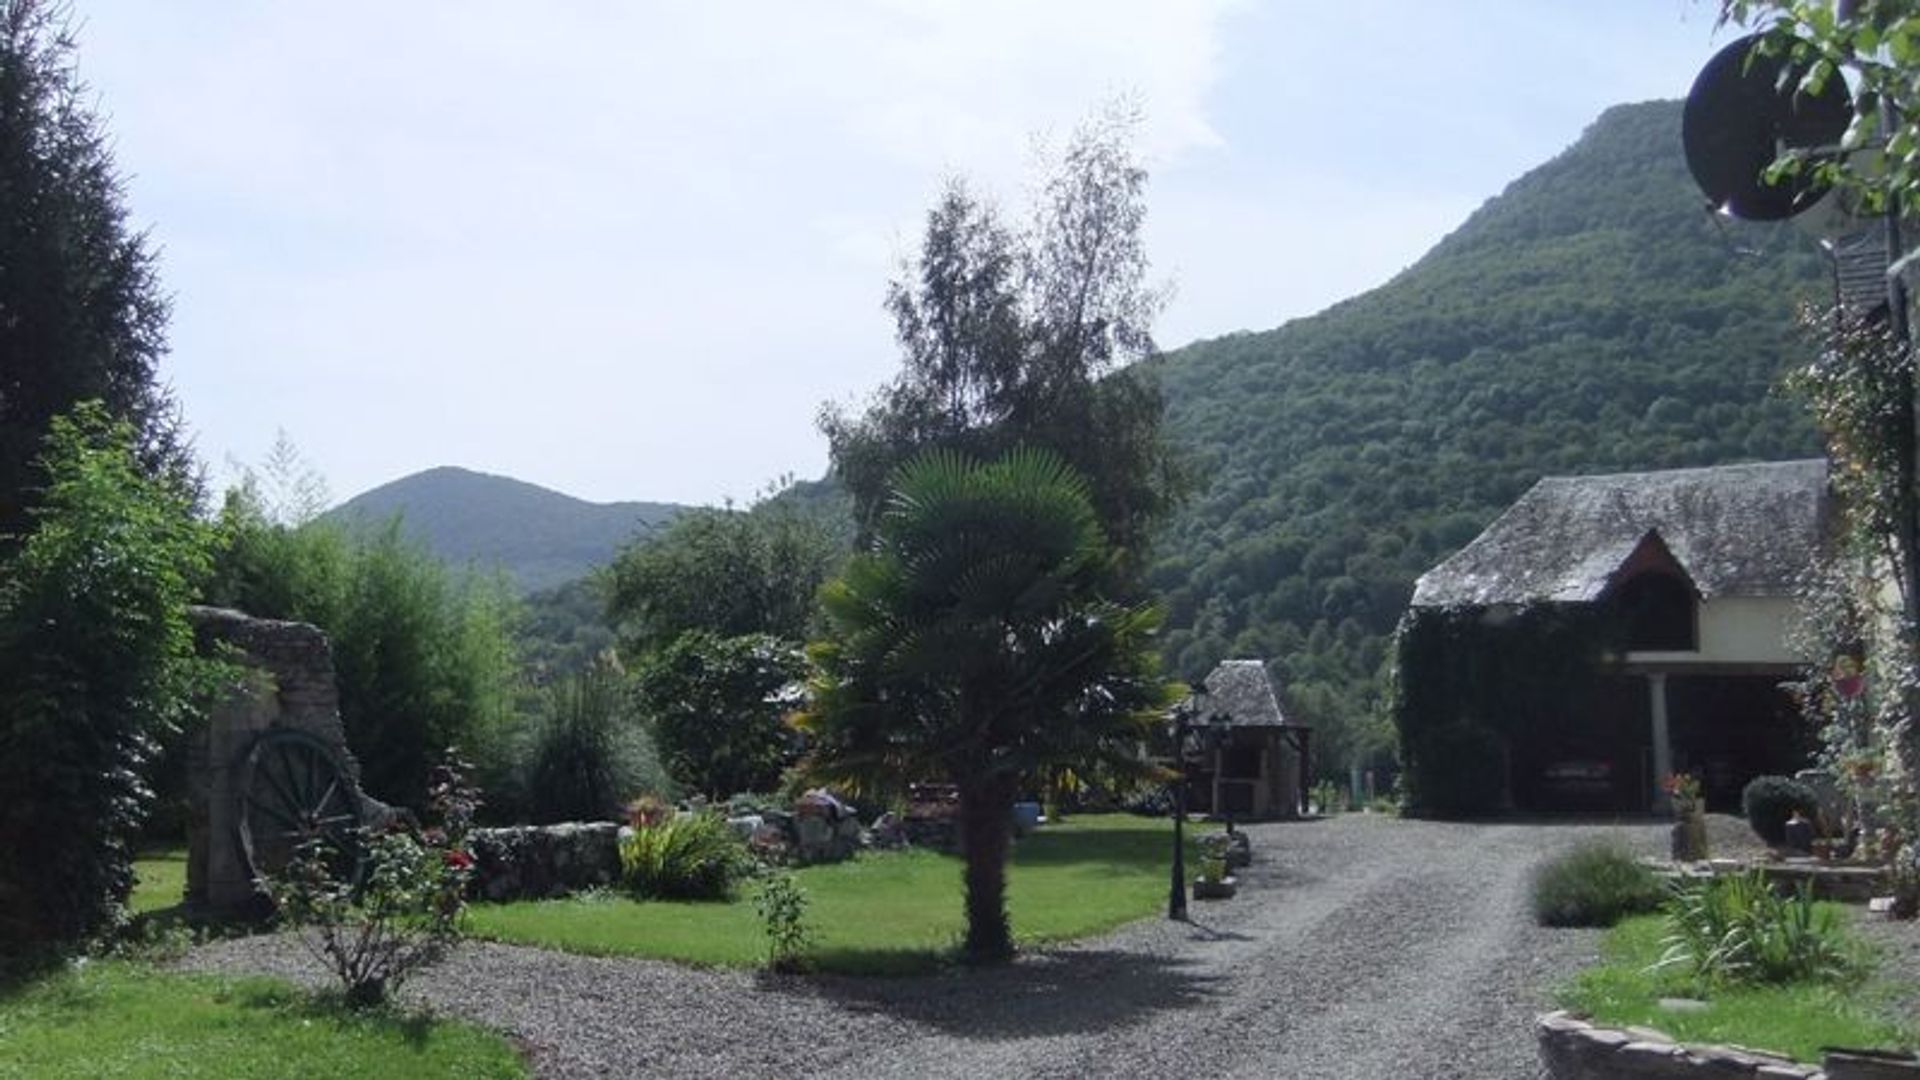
[[1560, 911, 1915, 1063], [130, 848, 188, 915], [467, 813, 1211, 974], [0, 961, 526, 1079]]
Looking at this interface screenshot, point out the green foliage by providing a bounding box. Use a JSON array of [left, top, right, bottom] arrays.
[[1310, 778, 1345, 815], [0, 404, 212, 959], [617, 812, 750, 901], [260, 754, 477, 1008], [820, 106, 1185, 568], [0, 1, 192, 540], [1530, 841, 1666, 927], [753, 870, 813, 972], [1743, 775, 1819, 846], [607, 489, 843, 657], [205, 493, 522, 813], [1781, 310, 1920, 912], [634, 630, 805, 800], [518, 574, 616, 679], [1657, 871, 1857, 988], [1148, 100, 1826, 779], [1390, 604, 1612, 817], [802, 449, 1174, 962], [519, 662, 669, 823]]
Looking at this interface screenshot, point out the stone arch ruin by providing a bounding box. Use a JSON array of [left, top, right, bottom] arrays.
[[185, 607, 391, 913]]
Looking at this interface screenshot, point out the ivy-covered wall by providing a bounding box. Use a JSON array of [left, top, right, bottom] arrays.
[[1391, 604, 1616, 817]]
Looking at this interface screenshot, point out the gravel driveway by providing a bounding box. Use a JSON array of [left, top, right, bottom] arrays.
[[182, 814, 1677, 1080]]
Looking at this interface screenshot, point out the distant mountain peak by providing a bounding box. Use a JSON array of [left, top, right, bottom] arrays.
[[327, 468, 688, 592]]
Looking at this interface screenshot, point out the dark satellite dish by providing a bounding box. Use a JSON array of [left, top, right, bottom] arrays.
[[1683, 33, 1853, 221]]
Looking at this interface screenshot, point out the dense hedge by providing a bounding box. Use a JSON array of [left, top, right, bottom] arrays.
[[1391, 604, 1614, 817]]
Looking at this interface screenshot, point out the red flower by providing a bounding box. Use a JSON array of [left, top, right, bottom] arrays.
[[443, 849, 474, 871]]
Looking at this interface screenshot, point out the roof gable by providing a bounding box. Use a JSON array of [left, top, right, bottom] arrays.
[[1411, 459, 1828, 609], [1600, 529, 1700, 601]]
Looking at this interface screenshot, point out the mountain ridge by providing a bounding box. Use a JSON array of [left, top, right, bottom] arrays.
[[327, 465, 687, 592]]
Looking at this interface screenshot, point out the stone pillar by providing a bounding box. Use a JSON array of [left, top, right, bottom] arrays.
[[1210, 744, 1223, 819], [1648, 672, 1673, 815]]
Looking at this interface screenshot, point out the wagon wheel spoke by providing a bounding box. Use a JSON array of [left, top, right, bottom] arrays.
[[257, 757, 303, 823], [312, 778, 341, 819], [301, 744, 323, 809], [244, 792, 300, 829]]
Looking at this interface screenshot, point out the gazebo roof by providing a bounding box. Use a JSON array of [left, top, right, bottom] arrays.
[[1190, 659, 1298, 728], [1410, 459, 1829, 610]]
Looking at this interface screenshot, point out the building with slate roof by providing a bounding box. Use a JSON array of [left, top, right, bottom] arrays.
[[1183, 660, 1311, 820], [1409, 459, 1829, 812]]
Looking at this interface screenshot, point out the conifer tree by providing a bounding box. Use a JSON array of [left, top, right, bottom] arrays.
[[0, 0, 190, 541]]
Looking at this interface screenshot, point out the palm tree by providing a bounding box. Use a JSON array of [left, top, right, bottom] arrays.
[[799, 448, 1173, 963]]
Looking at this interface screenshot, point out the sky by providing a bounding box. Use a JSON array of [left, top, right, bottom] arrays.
[[69, 1, 1734, 508]]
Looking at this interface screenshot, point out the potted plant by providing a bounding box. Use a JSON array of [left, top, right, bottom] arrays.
[[1665, 772, 1709, 863], [1192, 854, 1237, 900]]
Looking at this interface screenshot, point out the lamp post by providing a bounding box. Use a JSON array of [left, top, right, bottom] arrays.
[[1168, 692, 1194, 921], [1169, 686, 1232, 921]]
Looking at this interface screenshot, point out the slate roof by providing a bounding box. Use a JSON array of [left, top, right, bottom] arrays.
[[1189, 659, 1295, 728], [1410, 459, 1829, 610]]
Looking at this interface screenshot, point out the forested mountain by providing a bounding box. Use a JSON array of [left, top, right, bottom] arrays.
[[328, 466, 686, 592], [1145, 99, 1830, 770]]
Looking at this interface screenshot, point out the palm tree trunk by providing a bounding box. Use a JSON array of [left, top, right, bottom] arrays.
[[957, 774, 1016, 964]]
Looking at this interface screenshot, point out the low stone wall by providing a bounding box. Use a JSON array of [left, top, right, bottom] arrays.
[[1661, 861, 1890, 903], [469, 823, 622, 901], [1538, 1012, 1920, 1079]]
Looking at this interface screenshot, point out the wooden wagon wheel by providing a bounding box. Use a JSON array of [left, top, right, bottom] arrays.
[[234, 727, 366, 885]]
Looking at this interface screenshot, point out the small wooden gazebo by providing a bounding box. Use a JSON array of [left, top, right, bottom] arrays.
[[1184, 659, 1312, 820]]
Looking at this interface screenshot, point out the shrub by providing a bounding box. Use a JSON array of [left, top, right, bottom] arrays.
[[1530, 841, 1667, 927], [1657, 870, 1856, 986], [753, 871, 813, 972], [261, 753, 478, 1008], [0, 406, 212, 960], [633, 631, 805, 800], [521, 663, 670, 824], [618, 813, 749, 900], [1743, 775, 1818, 846], [1310, 779, 1344, 814]]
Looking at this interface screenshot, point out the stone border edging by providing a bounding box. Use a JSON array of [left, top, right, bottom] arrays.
[[1537, 1011, 1822, 1078]]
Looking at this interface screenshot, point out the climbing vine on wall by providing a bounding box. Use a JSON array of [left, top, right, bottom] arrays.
[[1783, 312, 1920, 904], [1390, 604, 1615, 818]]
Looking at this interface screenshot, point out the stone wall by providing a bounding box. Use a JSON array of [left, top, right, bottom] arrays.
[[468, 823, 623, 901], [1538, 1011, 1920, 1079]]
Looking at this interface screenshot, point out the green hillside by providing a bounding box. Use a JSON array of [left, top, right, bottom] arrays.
[[1145, 100, 1829, 769], [328, 466, 686, 593]]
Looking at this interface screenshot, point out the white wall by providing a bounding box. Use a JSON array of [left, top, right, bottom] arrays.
[[1625, 595, 1797, 666]]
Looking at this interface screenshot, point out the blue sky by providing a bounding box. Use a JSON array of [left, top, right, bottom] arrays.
[[72, 1, 1729, 507]]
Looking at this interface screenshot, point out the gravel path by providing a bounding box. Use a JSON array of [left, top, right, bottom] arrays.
[[179, 815, 1694, 1080]]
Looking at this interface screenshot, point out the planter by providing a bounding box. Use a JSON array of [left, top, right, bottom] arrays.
[[1670, 810, 1708, 862], [1192, 875, 1237, 900]]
